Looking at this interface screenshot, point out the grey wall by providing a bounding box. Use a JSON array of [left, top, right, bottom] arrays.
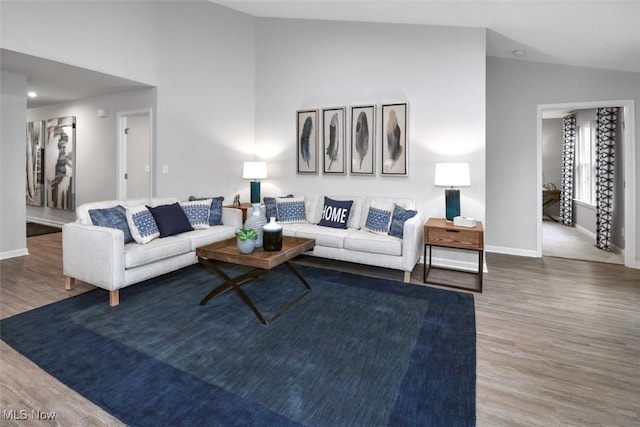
[[1, 71, 28, 259], [487, 57, 639, 266]]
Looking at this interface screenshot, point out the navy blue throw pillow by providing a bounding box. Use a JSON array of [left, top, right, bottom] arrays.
[[89, 205, 134, 243], [388, 204, 418, 238], [318, 197, 353, 229], [147, 203, 193, 237]]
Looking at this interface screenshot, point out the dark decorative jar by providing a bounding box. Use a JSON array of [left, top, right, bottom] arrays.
[[244, 203, 267, 247], [263, 217, 282, 251]]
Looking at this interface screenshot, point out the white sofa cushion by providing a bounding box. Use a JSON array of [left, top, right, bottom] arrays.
[[124, 235, 192, 269], [288, 224, 355, 249], [187, 226, 237, 250], [344, 230, 403, 256]]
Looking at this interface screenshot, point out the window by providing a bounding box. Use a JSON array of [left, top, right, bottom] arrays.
[[574, 120, 596, 205]]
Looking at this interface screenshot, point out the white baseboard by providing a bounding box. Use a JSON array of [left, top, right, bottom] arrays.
[[0, 248, 29, 260], [485, 245, 539, 258], [26, 216, 64, 228]]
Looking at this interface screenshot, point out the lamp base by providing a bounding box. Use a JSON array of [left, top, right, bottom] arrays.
[[250, 181, 261, 204], [445, 188, 460, 221]]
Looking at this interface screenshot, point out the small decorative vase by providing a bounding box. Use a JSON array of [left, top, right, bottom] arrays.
[[237, 237, 255, 254], [244, 203, 267, 247], [263, 217, 283, 251]]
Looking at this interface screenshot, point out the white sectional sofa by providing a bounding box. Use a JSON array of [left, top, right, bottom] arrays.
[[62, 197, 242, 306], [259, 194, 425, 282]]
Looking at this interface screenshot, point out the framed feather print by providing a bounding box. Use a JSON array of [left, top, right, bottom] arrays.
[[322, 107, 346, 174], [297, 109, 319, 174], [381, 103, 408, 176], [350, 105, 375, 175]]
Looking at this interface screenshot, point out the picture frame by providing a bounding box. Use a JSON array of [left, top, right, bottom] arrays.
[[322, 107, 346, 174], [26, 120, 45, 206], [381, 103, 408, 176], [296, 109, 319, 174], [350, 105, 375, 175], [45, 116, 76, 210]]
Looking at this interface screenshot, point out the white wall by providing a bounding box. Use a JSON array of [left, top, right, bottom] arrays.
[[487, 57, 639, 266], [0, 0, 158, 85], [1, 71, 28, 259], [255, 18, 487, 224], [26, 88, 157, 225], [153, 2, 255, 201]]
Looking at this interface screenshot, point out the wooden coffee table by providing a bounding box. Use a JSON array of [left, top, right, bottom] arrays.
[[196, 236, 315, 325]]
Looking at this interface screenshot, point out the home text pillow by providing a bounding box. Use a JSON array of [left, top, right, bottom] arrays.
[[88, 205, 135, 244], [364, 200, 394, 235], [388, 204, 418, 238], [180, 199, 212, 229], [318, 197, 353, 229], [147, 203, 193, 237], [276, 197, 306, 223], [126, 205, 160, 244]]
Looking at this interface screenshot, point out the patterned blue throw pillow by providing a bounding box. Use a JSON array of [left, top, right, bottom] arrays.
[[276, 197, 306, 223], [263, 196, 277, 221], [180, 199, 211, 229], [89, 205, 134, 243], [318, 197, 353, 229], [126, 205, 160, 244], [208, 196, 224, 225], [364, 203, 393, 235], [388, 204, 418, 238]]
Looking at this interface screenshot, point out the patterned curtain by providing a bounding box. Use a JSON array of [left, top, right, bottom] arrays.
[[559, 115, 576, 226], [595, 108, 617, 250]]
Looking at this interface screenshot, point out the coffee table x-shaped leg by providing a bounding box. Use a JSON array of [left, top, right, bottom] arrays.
[[198, 258, 311, 325]]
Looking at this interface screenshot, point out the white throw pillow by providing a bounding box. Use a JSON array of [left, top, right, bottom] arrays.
[[126, 205, 160, 244], [364, 200, 394, 235], [180, 199, 212, 229]]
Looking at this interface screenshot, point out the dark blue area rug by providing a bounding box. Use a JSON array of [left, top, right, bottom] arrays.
[[1, 263, 476, 426]]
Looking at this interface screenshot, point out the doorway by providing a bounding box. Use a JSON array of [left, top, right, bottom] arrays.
[[537, 100, 636, 268], [117, 109, 153, 199]]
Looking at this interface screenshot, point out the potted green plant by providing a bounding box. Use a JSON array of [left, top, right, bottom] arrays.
[[236, 228, 258, 254]]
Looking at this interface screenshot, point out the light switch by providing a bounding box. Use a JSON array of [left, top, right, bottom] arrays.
[[144, 164, 150, 173], [162, 165, 169, 173]]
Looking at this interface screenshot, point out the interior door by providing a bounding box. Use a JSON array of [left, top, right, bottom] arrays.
[[119, 111, 152, 199]]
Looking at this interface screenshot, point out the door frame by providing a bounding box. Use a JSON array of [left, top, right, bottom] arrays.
[[536, 99, 636, 268], [117, 108, 154, 200]]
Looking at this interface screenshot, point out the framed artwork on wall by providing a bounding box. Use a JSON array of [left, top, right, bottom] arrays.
[[322, 107, 346, 174], [26, 120, 45, 206], [45, 116, 76, 210], [381, 103, 408, 176], [350, 105, 375, 175], [297, 109, 319, 174]]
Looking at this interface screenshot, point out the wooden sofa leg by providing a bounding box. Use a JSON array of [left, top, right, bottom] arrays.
[[65, 276, 75, 290], [109, 290, 120, 306], [403, 271, 411, 283]]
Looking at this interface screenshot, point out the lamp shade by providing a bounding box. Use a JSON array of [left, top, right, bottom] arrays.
[[434, 162, 471, 187], [243, 161, 267, 180]]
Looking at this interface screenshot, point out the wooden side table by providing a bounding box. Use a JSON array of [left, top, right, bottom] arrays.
[[423, 217, 484, 292], [224, 203, 252, 223]]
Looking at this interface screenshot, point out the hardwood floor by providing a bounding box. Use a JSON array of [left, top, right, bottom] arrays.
[[1, 233, 638, 426]]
